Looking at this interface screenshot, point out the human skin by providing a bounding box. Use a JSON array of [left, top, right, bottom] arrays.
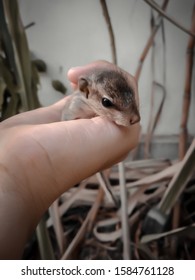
[[0, 60, 140, 259]]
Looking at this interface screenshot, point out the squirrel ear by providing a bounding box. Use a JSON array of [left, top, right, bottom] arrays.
[[78, 77, 90, 98]]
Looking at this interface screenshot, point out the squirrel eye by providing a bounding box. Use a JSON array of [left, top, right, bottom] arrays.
[[102, 97, 113, 108]]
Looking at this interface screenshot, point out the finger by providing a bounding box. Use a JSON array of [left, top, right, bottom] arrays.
[[0, 97, 70, 128]]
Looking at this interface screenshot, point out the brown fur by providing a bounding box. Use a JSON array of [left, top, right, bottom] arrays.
[[61, 69, 140, 126]]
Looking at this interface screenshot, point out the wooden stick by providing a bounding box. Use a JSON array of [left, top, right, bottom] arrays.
[[135, 0, 169, 81], [179, 3, 195, 159], [119, 161, 130, 259], [49, 200, 65, 255], [143, 0, 195, 38], [100, 0, 117, 64], [144, 10, 166, 158]]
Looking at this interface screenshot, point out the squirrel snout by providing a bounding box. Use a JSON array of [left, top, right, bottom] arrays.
[[129, 113, 140, 125]]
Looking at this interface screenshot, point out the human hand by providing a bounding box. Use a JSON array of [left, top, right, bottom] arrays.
[[0, 60, 140, 258]]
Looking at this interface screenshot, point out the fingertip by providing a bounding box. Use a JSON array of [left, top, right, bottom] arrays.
[[67, 66, 83, 84]]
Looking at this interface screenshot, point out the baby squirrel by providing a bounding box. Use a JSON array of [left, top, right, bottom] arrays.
[[61, 69, 140, 126], [61, 68, 140, 207]]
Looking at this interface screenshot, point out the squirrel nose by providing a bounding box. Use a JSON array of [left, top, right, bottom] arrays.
[[130, 113, 140, 125]]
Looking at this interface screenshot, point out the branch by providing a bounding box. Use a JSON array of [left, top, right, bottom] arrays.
[[135, 0, 169, 80], [143, 0, 195, 38], [179, 3, 195, 159], [100, 0, 117, 64]]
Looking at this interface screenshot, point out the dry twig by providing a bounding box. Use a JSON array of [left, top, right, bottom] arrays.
[[135, 0, 169, 80], [143, 0, 195, 38], [144, 10, 167, 157], [179, 3, 195, 159], [100, 0, 117, 64]]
